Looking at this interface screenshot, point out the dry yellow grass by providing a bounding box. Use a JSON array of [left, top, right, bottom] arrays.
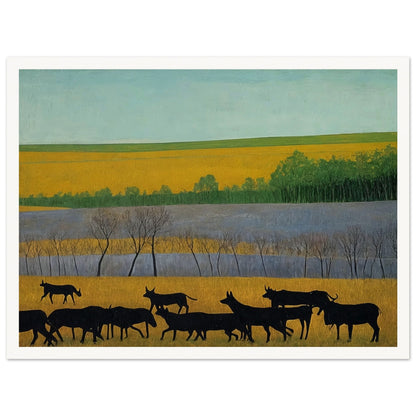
[[19, 142, 396, 197], [19, 275, 397, 348]]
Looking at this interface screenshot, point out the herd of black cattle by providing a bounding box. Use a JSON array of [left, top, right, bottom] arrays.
[[19, 281, 381, 346]]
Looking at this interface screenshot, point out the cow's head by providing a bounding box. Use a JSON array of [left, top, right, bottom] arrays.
[[220, 291, 235, 306], [40, 280, 46, 287], [262, 286, 274, 299], [143, 287, 155, 298]]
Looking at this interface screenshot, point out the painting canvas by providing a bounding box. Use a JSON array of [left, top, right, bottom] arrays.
[[7, 57, 409, 359]]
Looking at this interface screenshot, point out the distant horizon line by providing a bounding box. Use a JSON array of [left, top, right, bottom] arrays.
[[20, 131, 397, 146]]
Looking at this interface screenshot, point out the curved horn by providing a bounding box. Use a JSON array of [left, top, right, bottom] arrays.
[[329, 293, 338, 302]]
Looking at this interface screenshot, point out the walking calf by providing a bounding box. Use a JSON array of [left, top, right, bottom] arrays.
[[40, 280, 82, 304], [143, 287, 197, 314], [220, 291, 293, 342], [19, 310, 57, 346]]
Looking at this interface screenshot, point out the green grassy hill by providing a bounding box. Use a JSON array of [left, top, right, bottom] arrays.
[[19, 132, 397, 153]]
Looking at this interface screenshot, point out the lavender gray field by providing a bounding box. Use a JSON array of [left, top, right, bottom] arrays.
[[20, 201, 397, 279]]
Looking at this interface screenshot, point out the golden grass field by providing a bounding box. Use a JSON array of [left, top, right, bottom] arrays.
[[19, 275, 397, 348], [19, 142, 396, 197]]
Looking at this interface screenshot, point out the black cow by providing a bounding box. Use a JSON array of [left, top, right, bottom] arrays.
[[155, 307, 206, 341], [40, 280, 82, 304], [143, 287, 197, 314], [220, 291, 293, 342], [19, 310, 57, 346], [262, 287, 338, 309], [318, 301, 380, 342], [192, 313, 248, 342], [48, 306, 109, 344], [280, 306, 313, 340], [111, 306, 157, 340]]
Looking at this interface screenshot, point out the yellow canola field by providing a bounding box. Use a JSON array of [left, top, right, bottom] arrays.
[[19, 275, 397, 347], [19, 142, 396, 197]]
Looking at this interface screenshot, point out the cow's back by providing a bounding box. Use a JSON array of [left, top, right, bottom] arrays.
[[19, 310, 48, 332]]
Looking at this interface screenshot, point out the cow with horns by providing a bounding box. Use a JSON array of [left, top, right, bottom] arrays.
[[262, 287, 338, 309]]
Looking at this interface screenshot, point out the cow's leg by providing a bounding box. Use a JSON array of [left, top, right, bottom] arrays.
[[370, 322, 380, 342], [177, 305, 182, 314], [185, 304, 189, 314], [347, 324, 353, 342], [129, 325, 145, 338], [247, 325, 254, 342], [71, 293, 75, 304], [161, 328, 170, 340], [186, 330, 193, 341], [304, 318, 311, 340], [30, 330, 38, 345], [263, 325, 271, 343], [145, 322, 149, 338], [40, 293, 47, 302], [63, 295, 67, 304], [173, 329, 177, 341], [120, 327, 124, 341], [80, 329, 86, 344], [336, 325, 340, 340], [49, 293, 54, 304], [53, 328, 63, 342], [71, 327, 75, 340], [300, 320, 305, 339]]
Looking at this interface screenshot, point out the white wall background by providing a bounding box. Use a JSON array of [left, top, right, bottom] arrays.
[[1, 1, 414, 415]]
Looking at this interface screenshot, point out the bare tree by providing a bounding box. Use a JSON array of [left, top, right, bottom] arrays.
[[200, 237, 215, 276], [386, 221, 397, 258], [292, 233, 313, 278], [180, 229, 202, 276], [147, 206, 171, 277], [20, 234, 35, 275], [48, 230, 67, 276], [90, 208, 119, 277], [371, 228, 386, 278], [32, 240, 44, 276], [67, 239, 82, 276], [337, 226, 365, 278], [123, 208, 150, 276], [222, 232, 242, 276], [253, 234, 269, 277], [310, 232, 336, 278]]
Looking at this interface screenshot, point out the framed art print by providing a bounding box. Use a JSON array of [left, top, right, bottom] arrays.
[[6, 56, 410, 359]]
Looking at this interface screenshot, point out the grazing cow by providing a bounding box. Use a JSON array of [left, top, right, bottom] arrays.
[[155, 307, 204, 341], [19, 310, 57, 346], [143, 287, 197, 314], [111, 306, 157, 340], [220, 291, 293, 342], [262, 287, 338, 309], [318, 301, 380, 342], [48, 306, 108, 344], [40, 280, 82, 304]]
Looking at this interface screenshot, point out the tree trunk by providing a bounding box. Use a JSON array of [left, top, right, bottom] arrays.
[[128, 251, 140, 277], [151, 236, 157, 277], [96, 239, 110, 277]]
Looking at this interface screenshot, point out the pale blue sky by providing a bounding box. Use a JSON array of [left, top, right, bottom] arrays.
[[19, 69, 397, 144]]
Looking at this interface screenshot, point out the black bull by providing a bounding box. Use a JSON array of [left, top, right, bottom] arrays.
[[262, 288, 338, 309]]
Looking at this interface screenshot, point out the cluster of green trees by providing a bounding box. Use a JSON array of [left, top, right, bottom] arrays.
[[20, 146, 397, 208]]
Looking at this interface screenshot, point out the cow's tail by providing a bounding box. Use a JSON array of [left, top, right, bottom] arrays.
[[186, 295, 198, 301]]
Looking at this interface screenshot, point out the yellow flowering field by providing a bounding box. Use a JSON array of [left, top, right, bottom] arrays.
[[19, 142, 396, 197], [19, 275, 397, 347]]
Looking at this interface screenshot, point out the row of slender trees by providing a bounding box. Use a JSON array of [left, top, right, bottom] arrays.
[[20, 206, 396, 279], [19, 146, 397, 208]]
